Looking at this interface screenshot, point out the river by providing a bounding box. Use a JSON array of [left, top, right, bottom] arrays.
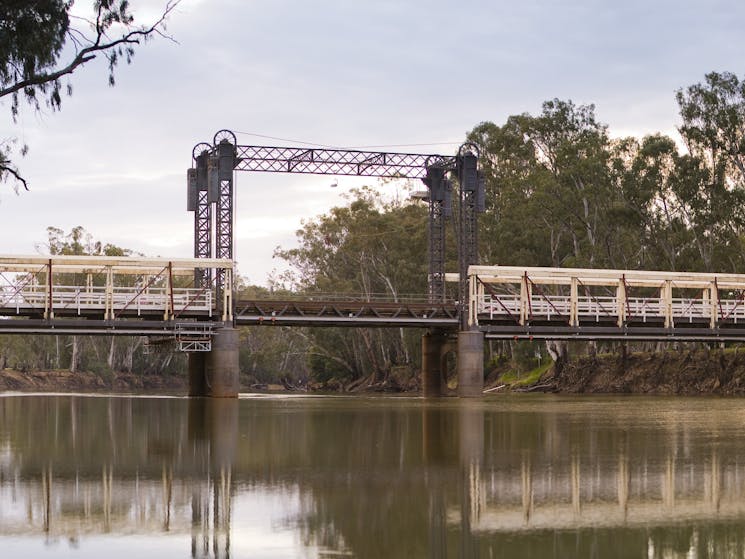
[[1, 393, 744, 558]]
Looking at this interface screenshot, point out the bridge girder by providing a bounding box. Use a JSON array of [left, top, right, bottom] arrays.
[[188, 130, 485, 314]]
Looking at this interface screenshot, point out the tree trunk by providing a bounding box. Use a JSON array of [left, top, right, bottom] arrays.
[[124, 338, 140, 373], [546, 340, 568, 375], [70, 336, 80, 373], [107, 337, 116, 371]]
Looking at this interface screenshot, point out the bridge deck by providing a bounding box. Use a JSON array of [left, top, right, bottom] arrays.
[[0, 284, 214, 319], [469, 265, 745, 340], [0, 255, 234, 339], [235, 298, 459, 327], [6, 256, 745, 341]]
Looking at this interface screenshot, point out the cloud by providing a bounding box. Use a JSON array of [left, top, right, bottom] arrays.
[[7, 0, 745, 284]]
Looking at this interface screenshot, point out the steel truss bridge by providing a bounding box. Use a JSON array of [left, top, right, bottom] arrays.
[[0, 255, 233, 351], [469, 265, 745, 341], [187, 130, 485, 324], [7, 256, 745, 343], [0, 255, 460, 343], [2, 130, 745, 346]]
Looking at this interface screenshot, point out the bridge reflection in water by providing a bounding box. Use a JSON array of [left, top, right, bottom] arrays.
[[3, 395, 745, 558]]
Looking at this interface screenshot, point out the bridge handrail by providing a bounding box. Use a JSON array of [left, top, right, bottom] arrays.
[[477, 291, 745, 327], [239, 292, 454, 305], [0, 284, 214, 317]]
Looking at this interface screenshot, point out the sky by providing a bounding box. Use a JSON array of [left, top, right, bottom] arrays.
[[4, 0, 745, 285]]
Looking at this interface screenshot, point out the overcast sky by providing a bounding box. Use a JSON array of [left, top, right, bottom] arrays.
[[4, 0, 745, 285]]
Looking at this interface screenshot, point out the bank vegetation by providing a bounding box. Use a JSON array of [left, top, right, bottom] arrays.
[[5, 71, 745, 392]]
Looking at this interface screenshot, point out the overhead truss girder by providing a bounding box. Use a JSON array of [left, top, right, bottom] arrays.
[[233, 145, 457, 178], [189, 130, 484, 318]]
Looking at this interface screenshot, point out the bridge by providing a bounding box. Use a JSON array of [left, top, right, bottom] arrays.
[[3, 129, 745, 398], [468, 265, 745, 340]]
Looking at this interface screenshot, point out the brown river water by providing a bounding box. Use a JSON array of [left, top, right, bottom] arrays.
[[1, 393, 745, 558]]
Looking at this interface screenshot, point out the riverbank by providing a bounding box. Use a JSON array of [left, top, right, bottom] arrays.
[[4, 349, 745, 395], [0, 369, 187, 393], [533, 348, 745, 395]]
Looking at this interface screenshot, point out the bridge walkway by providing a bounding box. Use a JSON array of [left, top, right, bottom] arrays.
[[0, 256, 234, 346], [235, 293, 458, 327], [469, 265, 745, 340]]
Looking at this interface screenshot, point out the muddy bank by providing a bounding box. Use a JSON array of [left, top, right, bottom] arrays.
[[0, 369, 188, 394], [8, 350, 745, 397], [541, 349, 745, 395]]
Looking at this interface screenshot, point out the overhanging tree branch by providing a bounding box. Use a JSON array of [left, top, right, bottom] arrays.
[[0, 1, 180, 101], [0, 163, 28, 191], [1, 1, 181, 190]]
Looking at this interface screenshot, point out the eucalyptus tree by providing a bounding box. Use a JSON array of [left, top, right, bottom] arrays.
[[1, 0, 179, 190], [674, 71, 745, 271], [469, 100, 642, 271], [277, 186, 430, 385]]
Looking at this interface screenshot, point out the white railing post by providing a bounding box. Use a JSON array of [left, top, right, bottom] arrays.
[[520, 273, 529, 326], [663, 281, 673, 328], [164, 263, 172, 321], [710, 283, 718, 329], [222, 266, 233, 322], [616, 279, 626, 327], [469, 273, 479, 327], [570, 277, 578, 327], [45, 259, 54, 319], [105, 266, 113, 320]]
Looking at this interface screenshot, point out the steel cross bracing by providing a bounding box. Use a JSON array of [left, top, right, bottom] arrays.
[[234, 297, 458, 328], [189, 145, 213, 288], [214, 139, 236, 291], [187, 130, 475, 306], [422, 167, 451, 302], [465, 265, 745, 341], [232, 145, 456, 178], [457, 146, 484, 329]]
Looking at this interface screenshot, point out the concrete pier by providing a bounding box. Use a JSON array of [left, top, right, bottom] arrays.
[[189, 327, 240, 398], [457, 330, 484, 397], [188, 353, 206, 397], [421, 330, 448, 397]]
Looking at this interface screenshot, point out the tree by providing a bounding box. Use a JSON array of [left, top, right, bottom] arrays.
[[677, 71, 745, 184], [0, 226, 189, 378], [469, 100, 641, 270], [1, 0, 180, 190], [674, 71, 745, 271], [277, 185, 430, 385]]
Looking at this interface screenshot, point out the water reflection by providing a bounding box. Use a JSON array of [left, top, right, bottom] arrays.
[[3, 395, 745, 557]]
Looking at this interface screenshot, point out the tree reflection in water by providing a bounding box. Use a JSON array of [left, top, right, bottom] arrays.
[[2, 395, 745, 558]]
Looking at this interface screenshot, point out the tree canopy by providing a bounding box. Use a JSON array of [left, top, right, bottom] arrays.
[[1, 0, 179, 190], [271, 71, 745, 387]]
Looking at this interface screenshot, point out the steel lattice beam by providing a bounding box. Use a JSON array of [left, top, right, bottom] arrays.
[[457, 148, 482, 330], [188, 130, 481, 322], [191, 147, 213, 288], [233, 145, 456, 178], [194, 189, 211, 287]]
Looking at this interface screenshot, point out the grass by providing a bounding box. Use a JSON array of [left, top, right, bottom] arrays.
[[497, 360, 553, 388]]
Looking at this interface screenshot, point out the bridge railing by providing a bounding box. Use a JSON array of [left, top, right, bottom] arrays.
[[1, 285, 214, 318], [468, 265, 745, 329], [0, 255, 232, 321], [241, 292, 447, 304]]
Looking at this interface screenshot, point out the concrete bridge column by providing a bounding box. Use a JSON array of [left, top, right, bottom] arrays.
[[457, 330, 484, 397], [189, 327, 240, 398], [188, 353, 206, 397], [422, 330, 448, 397]]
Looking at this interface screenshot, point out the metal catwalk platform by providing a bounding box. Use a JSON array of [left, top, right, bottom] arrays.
[[235, 296, 458, 327]]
